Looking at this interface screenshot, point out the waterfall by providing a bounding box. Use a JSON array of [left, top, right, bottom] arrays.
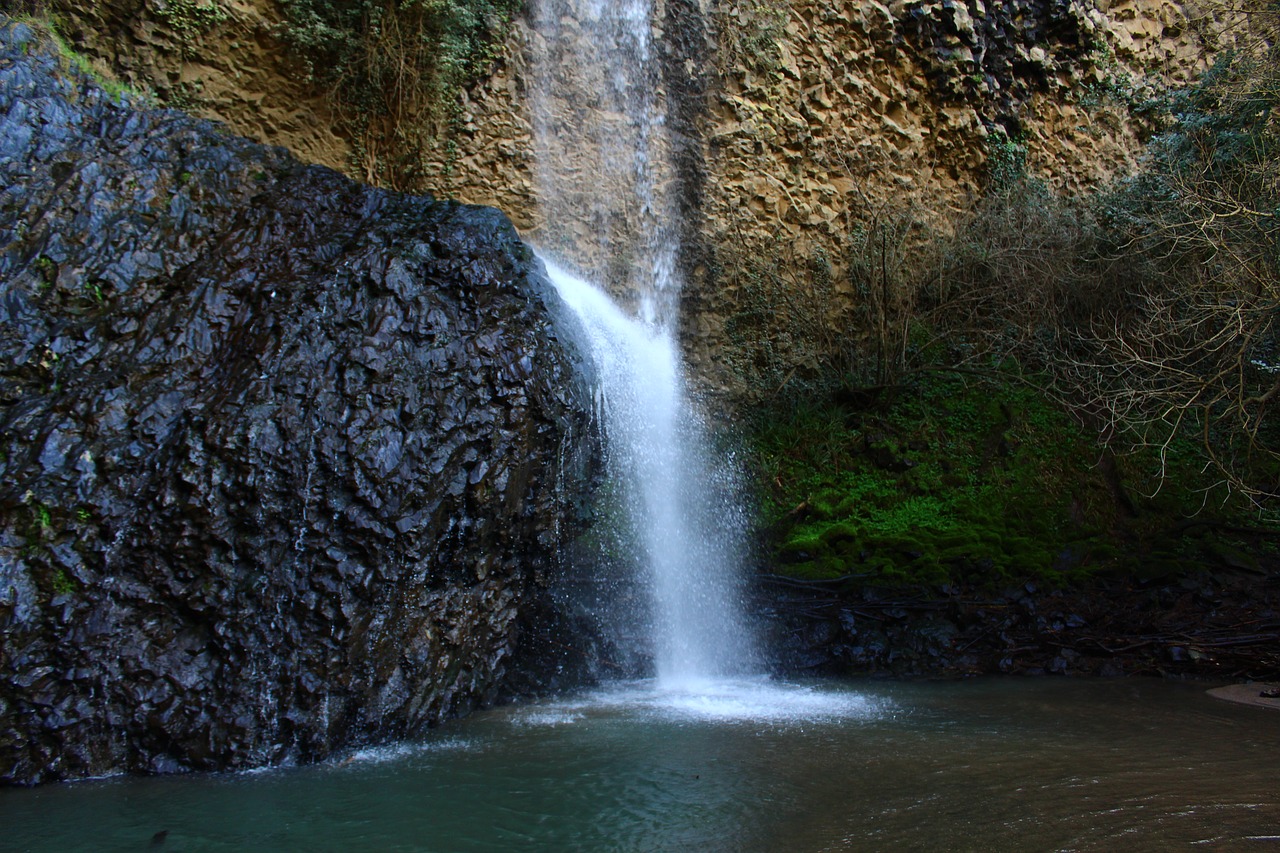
[[528, 0, 757, 683], [546, 261, 756, 684], [527, 0, 679, 324]]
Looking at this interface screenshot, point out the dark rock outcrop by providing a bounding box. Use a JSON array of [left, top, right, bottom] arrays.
[[897, 0, 1097, 129], [0, 22, 597, 785], [763, 570, 1280, 680]]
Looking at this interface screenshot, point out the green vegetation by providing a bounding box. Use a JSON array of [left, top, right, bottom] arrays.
[[714, 0, 788, 78], [983, 129, 1027, 190], [1070, 40, 1277, 500], [16, 496, 92, 597], [734, 14, 1279, 585], [30, 250, 110, 307], [151, 0, 228, 45], [30, 500, 52, 533], [164, 80, 207, 112], [5, 12, 146, 101], [50, 567, 76, 595], [750, 370, 1276, 587], [33, 253, 55, 285], [278, 0, 520, 186]]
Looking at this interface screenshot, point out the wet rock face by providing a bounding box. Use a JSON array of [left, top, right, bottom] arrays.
[[0, 23, 596, 785], [897, 0, 1093, 127], [764, 572, 1280, 681]]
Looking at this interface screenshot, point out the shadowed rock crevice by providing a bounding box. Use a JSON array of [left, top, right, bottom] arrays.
[[0, 22, 599, 785], [896, 0, 1095, 126]]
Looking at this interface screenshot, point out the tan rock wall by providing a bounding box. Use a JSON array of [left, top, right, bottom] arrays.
[[683, 0, 1245, 397], [359, 0, 1248, 399], [52, 0, 350, 175], [418, 25, 540, 231], [55, 0, 1250, 398]]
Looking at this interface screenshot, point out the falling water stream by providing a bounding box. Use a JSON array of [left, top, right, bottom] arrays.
[[526, 0, 680, 325], [527, 0, 760, 688], [545, 260, 758, 685]]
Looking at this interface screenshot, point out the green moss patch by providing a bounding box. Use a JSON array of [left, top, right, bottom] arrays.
[[749, 371, 1277, 588]]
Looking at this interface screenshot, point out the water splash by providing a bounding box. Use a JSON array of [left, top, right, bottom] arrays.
[[520, 677, 887, 725], [545, 260, 757, 685]]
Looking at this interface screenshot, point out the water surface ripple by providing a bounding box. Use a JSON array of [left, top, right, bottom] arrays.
[[4, 678, 1279, 851]]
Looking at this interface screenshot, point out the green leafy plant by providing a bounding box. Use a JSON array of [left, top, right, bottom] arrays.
[[278, 0, 519, 187], [152, 0, 228, 44], [50, 568, 76, 596], [984, 129, 1028, 190], [32, 502, 52, 531], [33, 254, 55, 285]]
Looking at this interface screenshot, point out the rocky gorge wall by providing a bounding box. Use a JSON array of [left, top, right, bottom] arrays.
[[0, 22, 598, 785], [684, 0, 1251, 394], [42, 0, 1252, 395], [514, 0, 1256, 399], [43, 0, 352, 177]]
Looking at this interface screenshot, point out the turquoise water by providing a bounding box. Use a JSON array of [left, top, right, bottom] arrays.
[[3, 677, 1278, 852]]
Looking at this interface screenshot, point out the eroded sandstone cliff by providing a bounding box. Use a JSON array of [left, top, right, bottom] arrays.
[[45, 0, 1247, 398]]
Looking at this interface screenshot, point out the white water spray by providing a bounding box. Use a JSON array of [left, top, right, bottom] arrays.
[[529, 0, 758, 684], [545, 261, 756, 685]]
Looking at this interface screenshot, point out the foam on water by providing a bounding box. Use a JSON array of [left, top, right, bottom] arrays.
[[508, 709, 589, 727], [648, 678, 886, 723], [545, 258, 758, 683], [510, 678, 887, 727], [335, 738, 475, 768]]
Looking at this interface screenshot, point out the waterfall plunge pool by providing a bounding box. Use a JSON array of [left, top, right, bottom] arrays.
[[5, 677, 1279, 851]]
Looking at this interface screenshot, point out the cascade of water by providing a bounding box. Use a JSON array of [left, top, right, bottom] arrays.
[[545, 261, 756, 684], [527, 0, 680, 324], [529, 0, 757, 684], [525, 0, 756, 685]]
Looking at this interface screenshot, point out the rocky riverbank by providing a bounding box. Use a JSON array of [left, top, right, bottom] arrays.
[[763, 565, 1280, 681]]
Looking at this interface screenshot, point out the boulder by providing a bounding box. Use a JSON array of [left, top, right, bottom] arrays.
[[0, 22, 597, 785]]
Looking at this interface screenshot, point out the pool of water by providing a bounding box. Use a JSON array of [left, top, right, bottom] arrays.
[[4, 677, 1278, 851]]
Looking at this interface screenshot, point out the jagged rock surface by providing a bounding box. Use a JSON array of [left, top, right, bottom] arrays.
[[0, 23, 596, 785]]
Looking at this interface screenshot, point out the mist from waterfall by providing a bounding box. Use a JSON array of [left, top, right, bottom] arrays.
[[545, 261, 757, 684], [528, 0, 758, 683]]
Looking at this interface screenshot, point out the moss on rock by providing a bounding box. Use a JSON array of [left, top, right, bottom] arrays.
[[749, 370, 1278, 589]]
